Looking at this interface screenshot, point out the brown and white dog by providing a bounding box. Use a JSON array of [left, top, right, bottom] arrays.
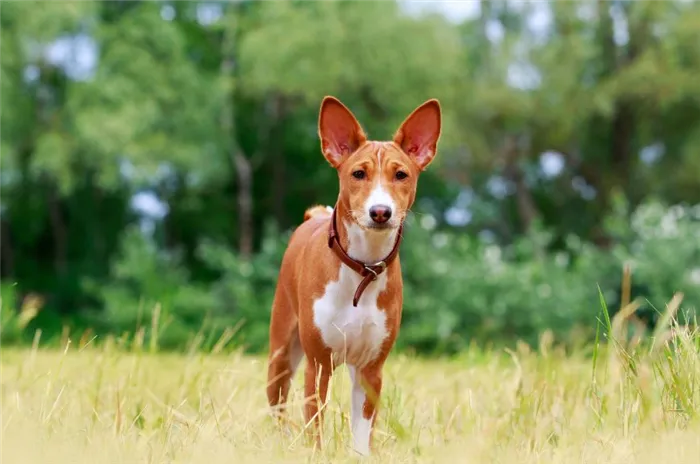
[[266, 96, 441, 455]]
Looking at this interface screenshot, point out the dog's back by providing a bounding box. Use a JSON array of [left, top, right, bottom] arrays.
[[303, 204, 333, 222]]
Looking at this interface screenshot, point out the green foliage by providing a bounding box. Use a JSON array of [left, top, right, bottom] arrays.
[[82, 226, 218, 350], [47, 200, 695, 354], [0, 283, 23, 344], [0, 282, 51, 345], [397, 199, 700, 354], [2, 1, 700, 354], [196, 222, 288, 350]]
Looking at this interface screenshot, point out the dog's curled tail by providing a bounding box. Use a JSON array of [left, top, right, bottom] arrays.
[[303, 204, 333, 222]]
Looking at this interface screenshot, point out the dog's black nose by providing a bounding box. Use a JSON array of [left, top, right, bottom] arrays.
[[369, 205, 392, 224]]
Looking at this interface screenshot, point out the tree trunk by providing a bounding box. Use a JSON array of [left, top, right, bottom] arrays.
[[611, 2, 643, 196], [503, 135, 539, 233], [232, 152, 253, 258], [91, 180, 105, 260], [0, 219, 15, 278], [220, 7, 254, 259], [48, 187, 67, 275], [270, 95, 287, 229], [611, 101, 634, 189]]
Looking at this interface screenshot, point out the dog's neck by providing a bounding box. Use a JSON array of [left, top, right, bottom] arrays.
[[334, 201, 399, 264]]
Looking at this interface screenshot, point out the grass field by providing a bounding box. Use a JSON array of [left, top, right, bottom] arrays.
[[1, 295, 699, 463]]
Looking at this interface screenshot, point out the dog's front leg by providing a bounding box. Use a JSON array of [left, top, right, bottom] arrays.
[[348, 364, 383, 456]]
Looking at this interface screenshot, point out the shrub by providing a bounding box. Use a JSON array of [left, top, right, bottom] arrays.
[[3, 200, 697, 354]]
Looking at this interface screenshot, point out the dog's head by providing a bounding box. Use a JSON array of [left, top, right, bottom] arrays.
[[318, 96, 441, 232]]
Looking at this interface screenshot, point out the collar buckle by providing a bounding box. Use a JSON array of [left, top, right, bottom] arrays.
[[364, 261, 386, 280]]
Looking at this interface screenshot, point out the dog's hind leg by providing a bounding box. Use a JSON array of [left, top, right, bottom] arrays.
[[267, 299, 303, 419]]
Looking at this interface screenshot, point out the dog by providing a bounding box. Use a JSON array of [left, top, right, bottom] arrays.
[[266, 96, 441, 455]]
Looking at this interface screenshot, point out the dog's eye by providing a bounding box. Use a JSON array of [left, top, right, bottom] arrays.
[[352, 170, 366, 180], [395, 171, 408, 180]]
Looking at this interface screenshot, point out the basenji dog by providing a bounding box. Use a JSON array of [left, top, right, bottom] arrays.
[[266, 96, 441, 455]]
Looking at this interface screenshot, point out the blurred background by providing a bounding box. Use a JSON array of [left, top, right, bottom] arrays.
[[1, 0, 699, 354]]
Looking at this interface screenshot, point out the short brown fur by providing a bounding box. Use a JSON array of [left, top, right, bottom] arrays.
[[266, 96, 441, 453]]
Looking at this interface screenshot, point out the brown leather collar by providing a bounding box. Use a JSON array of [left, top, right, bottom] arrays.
[[327, 205, 404, 307]]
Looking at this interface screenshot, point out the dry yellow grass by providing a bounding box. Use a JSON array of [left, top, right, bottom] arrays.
[[1, 291, 698, 463], [1, 323, 699, 464]]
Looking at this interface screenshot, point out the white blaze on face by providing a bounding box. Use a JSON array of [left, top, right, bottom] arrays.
[[364, 148, 396, 220]]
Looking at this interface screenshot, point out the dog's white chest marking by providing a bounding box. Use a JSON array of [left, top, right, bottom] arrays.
[[312, 265, 388, 368], [312, 221, 393, 368]]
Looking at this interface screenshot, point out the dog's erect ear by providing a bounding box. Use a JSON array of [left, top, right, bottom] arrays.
[[393, 99, 441, 170], [318, 96, 367, 168]]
